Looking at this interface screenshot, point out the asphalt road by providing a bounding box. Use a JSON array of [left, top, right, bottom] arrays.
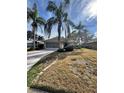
[[27, 48, 57, 71]]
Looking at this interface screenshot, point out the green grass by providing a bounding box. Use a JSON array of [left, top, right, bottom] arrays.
[[28, 48, 97, 93]]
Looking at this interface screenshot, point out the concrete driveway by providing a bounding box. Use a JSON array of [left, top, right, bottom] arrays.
[[27, 48, 57, 71]]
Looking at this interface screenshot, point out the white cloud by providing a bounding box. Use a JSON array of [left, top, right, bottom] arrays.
[[88, 0, 97, 18], [94, 31, 97, 38], [83, 0, 97, 20]]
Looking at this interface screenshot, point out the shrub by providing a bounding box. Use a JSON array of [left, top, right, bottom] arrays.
[[27, 47, 34, 51], [64, 44, 74, 51], [74, 45, 82, 49], [57, 48, 65, 52]]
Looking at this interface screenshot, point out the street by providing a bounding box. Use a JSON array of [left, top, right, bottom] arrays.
[[27, 48, 57, 71]]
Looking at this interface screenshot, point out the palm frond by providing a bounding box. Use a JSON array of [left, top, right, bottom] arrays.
[[38, 25, 44, 33], [67, 20, 76, 28], [47, 17, 56, 24], [59, 2, 63, 13], [44, 17, 57, 38], [55, 9, 62, 18], [62, 0, 70, 8], [27, 7, 34, 21], [72, 30, 77, 33], [77, 22, 85, 29], [46, 1, 57, 12], [33, 3, 38, 18], [64, 0, 70, 5], [45, 24, 52, 38], [36, 17, 46, 25], [63, 12, 68, 21]]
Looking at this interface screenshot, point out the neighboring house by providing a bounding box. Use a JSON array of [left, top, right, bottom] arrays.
[[82, 41, 97, 50], [27, 31, 45, 49], [27, 40, 33, 48], [27, 40, 44, 49], [27, 31, 33, 40], [45, 37, 65, 48]]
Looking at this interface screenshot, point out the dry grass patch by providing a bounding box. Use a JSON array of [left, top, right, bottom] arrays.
[[29, 48, 97, 93], [28, 51, 74, 86]]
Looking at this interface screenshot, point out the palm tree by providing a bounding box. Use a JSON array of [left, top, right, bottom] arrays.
[[27, 3, 46, 49], [83, 28, 94, 44], [74, 22, 94, 45], [45, 0, 71, 49], [73, 21, 85, 45]]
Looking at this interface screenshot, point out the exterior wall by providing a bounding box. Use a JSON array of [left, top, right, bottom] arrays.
[[46, 42, 59, 48]]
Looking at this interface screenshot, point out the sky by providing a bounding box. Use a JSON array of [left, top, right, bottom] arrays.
[[27, 0, 97, 38]]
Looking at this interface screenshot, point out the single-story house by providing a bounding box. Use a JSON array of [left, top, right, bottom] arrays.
[[45, 37, 65, 48], [27, 37, 74, 49]]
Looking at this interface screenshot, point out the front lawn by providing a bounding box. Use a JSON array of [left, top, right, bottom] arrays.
[[28, 48, 97, 93]]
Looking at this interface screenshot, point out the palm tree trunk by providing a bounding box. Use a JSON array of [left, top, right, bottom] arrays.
[[58, 20, 62, 49], [65, 29, 67, 44], [65, 29, 67, 38], [32, 27, 36, 49], [78, 30, 81, 45]]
